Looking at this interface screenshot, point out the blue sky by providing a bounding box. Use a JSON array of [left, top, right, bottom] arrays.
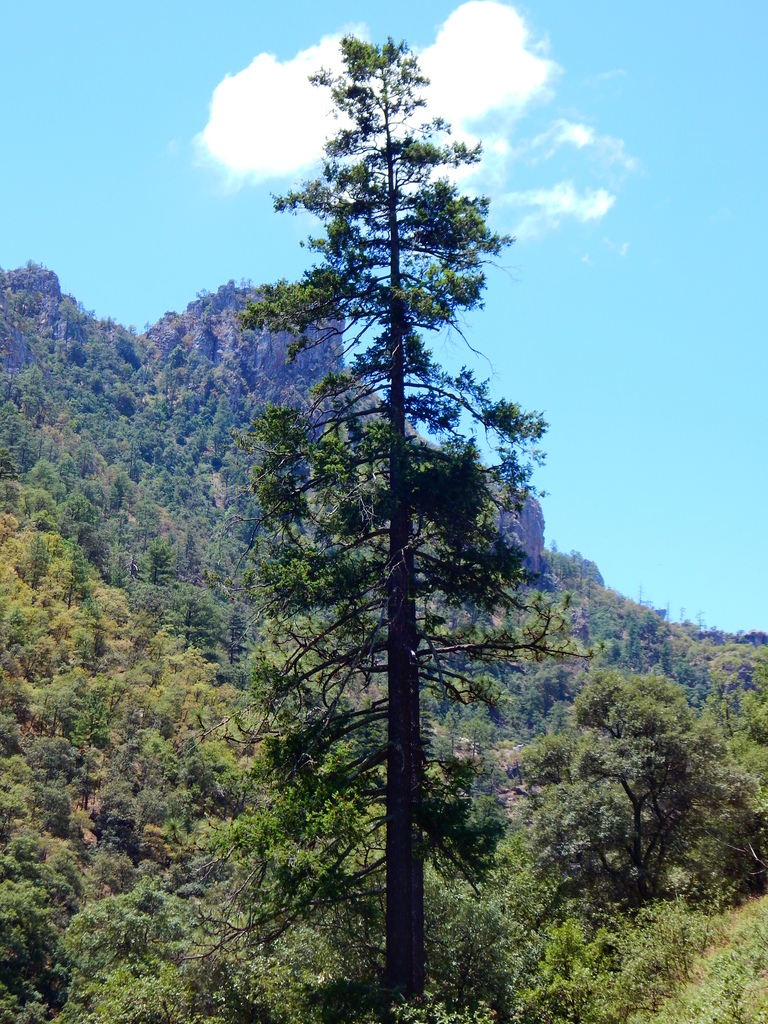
[[1, 1, 767, 632]]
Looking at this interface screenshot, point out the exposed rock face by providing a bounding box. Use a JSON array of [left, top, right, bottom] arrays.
[[736, 631, 768, 647], [0, 266, 64, 370], [500, 497, 545, 576], [0, 265, 102, 374], [148, 280, 250, 364], [7, 265, 62, 304], [151, 282, 549, 570], [0, 323, 33, 371], [148, 280, 549, 570], [146, 280, 339, 390], [0, 268, 345, 430]]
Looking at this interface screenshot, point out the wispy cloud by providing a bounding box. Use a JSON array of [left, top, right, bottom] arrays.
[[604, 238, 630, 257], [531, 119, 596, 156], [587, 68, 627, 84], [501, 182, 616, 238], [522, 119, 640, 177]]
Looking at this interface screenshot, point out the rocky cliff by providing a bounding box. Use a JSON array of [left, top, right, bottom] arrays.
[[0, 264, 63, 370], [146, 279, 339, 402], [0, 267, 340, 416], [500, 499, 545, 576]]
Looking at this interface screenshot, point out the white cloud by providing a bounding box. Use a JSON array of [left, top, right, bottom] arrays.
[[196, 3, 556, 186], [587, 68, 627, 84], [603, 237, 631, 257], [595, 135, 640, 173], [418, 2, 557, 135], [196, 31, 357, 184], [501, 181, 616, 238], [195, 2, 634, 238]]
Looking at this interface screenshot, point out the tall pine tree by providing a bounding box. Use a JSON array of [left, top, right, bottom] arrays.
[[235, 37, 573, 994]]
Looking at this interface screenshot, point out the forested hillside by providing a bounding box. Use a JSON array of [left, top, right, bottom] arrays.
[[1, 262, 766, 1022]]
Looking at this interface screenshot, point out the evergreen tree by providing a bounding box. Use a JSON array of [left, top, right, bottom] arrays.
[[237, 36, 573, 993], [64, 543, 91, 609], [142, 537, 176, 586], [224, 602, 247, 665], [25, 534, 50, 590], [211, 396, 233, 457], [0, 446, 16, 479]]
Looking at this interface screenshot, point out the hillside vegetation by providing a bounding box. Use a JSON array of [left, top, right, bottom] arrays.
[[650, 897, 768, 1023], [0, 263, 766, 1022]]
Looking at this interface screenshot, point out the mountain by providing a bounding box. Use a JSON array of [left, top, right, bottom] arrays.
[[0, 259, 762, 735], [0, 258, 762, 720], [0, 262, 764, 1021]]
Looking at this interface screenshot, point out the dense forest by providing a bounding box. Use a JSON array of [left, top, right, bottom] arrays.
[[0, 257, 767, 1023]]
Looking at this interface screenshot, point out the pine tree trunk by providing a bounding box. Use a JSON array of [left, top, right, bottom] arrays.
[[385, 112, 416, 992], [386, 508, 414, 990], [407, 539, 425, 994], [386, 343, 414, 990], [411, 665, 425, 994]]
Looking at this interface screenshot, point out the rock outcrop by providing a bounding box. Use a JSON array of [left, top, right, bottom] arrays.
[[500, 498, 545, 576], [7, 264, 62, 304], [146, 280, 549, 571], [736, 631, 768, 648], [0, 265, 65, 370], [146, 280, 339, 393]]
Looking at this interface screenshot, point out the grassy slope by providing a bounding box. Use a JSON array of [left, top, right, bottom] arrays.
[[647, 897, 768, 1023]]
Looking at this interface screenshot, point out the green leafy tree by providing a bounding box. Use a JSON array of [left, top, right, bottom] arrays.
[[18, 365, 46, 427], [0, 877, 69, 1018], [58, 492, 109, 573], [224, 602, 247, 666], [735, 652, 768, 747], [211, 396, 233, 457], [424, 837, 558, 1019], [524, 671, 741, 905], [108, 470, 132, 515], [521, 919, 605, 1024], [236, 36, 572, 992], [135, 496, 160, 553], [62, 878, 195, 1023]]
